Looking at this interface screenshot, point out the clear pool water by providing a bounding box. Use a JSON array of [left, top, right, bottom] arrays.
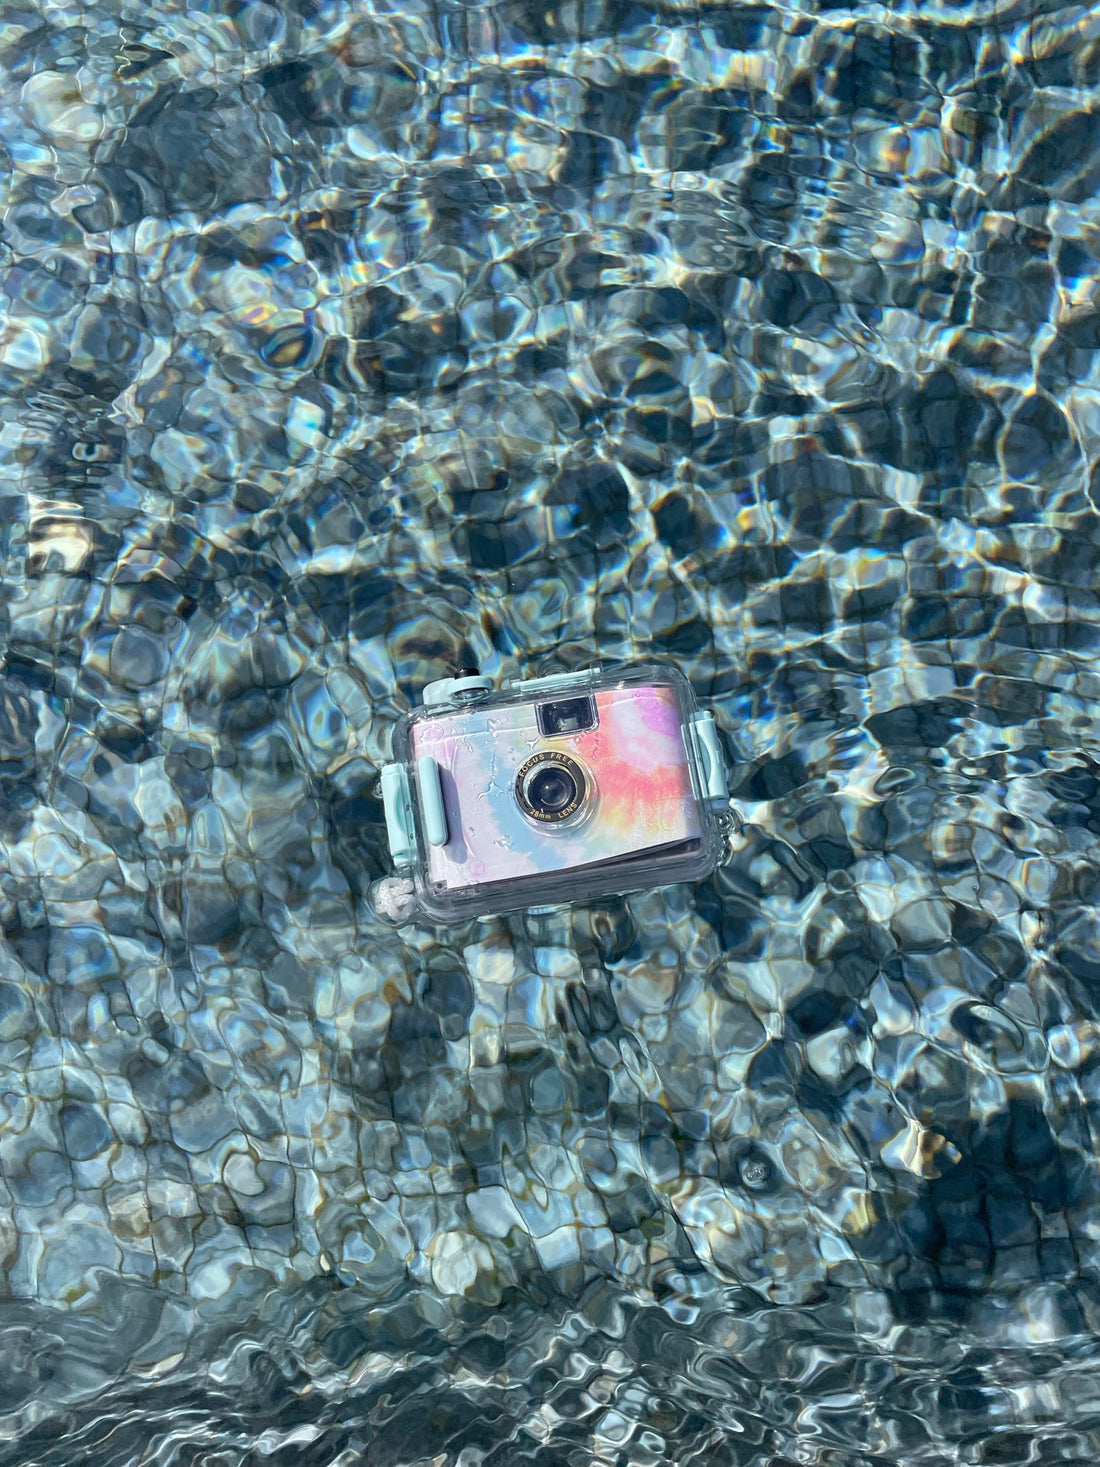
[[2, 0, 1100, 1462]]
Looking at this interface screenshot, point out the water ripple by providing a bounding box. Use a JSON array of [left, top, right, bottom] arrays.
[[3, 0, 1100, 1461]]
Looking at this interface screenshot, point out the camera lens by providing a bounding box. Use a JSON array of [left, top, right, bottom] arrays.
[[516, 752, 587, 824], [529, 766, 575, 814]]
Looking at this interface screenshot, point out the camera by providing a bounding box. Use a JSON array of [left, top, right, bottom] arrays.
[[379, 663, 729, 922]]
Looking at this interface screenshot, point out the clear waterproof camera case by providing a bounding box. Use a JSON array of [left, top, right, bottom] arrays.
[[379, 663, 729, 922]]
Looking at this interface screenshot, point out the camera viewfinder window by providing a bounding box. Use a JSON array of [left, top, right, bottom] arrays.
[[536, 696, 598, 738]]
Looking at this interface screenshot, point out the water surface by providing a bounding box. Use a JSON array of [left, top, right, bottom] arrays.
[[2, 0, 1100, 1461]]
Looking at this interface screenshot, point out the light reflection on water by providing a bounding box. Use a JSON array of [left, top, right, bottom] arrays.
[[2, 0, 1100, 1461]]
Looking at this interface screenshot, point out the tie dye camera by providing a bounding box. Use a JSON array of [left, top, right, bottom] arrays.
[[380, 663, 730, 922]]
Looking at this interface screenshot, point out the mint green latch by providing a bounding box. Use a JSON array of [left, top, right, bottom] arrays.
[[381, 764, 416, 869], [688, 712, 729, 807], [416, 756, 448, 847]]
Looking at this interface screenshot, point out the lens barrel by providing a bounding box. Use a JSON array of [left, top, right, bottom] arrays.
[[515, 751, 587, 823]]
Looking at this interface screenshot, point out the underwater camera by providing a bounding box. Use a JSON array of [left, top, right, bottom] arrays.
[[375, 663, 730, 923]]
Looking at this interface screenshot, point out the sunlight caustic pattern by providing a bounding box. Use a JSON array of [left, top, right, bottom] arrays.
[[2, 0, 1100, 1461]]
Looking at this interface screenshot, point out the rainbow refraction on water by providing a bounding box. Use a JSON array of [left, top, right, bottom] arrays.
[[2, 0, 1100, 1462]]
